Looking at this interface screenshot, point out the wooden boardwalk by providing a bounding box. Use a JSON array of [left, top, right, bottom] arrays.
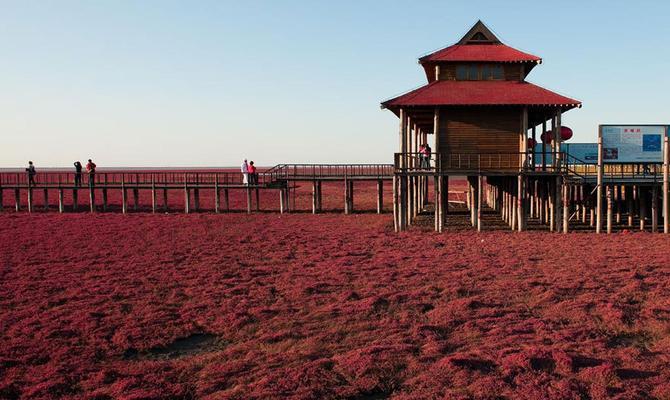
[[0, 164, 394, 215]]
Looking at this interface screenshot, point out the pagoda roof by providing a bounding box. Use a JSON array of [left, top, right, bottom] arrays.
[[381, 80, 581, 110], [419, 43, 541, 64]]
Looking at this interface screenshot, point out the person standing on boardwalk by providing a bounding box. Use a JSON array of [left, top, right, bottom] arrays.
[[26, 161, 36, 186], [248, 161, 257, 185], [86, 159, 96, 187], [74, 161, 83, 187], [241, 159, 249, 185]]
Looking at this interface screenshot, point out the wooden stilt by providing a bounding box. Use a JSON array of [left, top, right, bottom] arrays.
[[0, 187, 3, 212], [549, 180, 555, 232], [477, 176, 483, 232], [607, 186, 613, 234], [640, 187, 647, 232], [224, 188, 230, 211], [133, 188, 139, 211], [344, 178, 350, 215], [15, 188, 20, 212], [194, 188, 200, 212], [122, 177, 127, 214], [664, 135, 669, 233], [184, 178, 190, 214], [615, 185, 622, 224], [394, 175, 399, 232], [58, 188, 64, 213], [317, 181, 322, 212], [626, 186, 633, 227], [89, 185, 95, 213], [433, 175, 439, 232], [400, 175, 408, 231], [312, 181, 318, 214], [246, 188, 252, 214], [440, 176, 448, 231], [27, 188, 33, 213], [103, 188, 108, 212], [215, 176, 220, 214], [377, 179, 383, 214], [151, 178, 157, 213], [255, 188, 260, 211], [43, 188, 48, 211], [349, 180, 354, 213], [652, 185, 658, 233], [596, 134, 604, 233], [279, 188, 286, 214], [163, 187, 168, 212], [517, 175, 525, 231], [563, 181, 569, 233]]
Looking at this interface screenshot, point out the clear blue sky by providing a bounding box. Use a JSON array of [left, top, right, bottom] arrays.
[[2, 0, 669, 167]]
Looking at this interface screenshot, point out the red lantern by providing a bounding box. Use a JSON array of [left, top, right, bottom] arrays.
[[541, 131, 553, 144], [560, 126, 573, 141], [527, 138, 537, 148]]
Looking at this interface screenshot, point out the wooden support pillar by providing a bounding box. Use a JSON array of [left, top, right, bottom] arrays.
[[349, 180, 354, 214], [399, 175, 408, 231], [246, 188, 252, 214], [184, 180, 190, 214], [664, 135, 669, 233], [477, 176, 483, 232], [344, 178, 350, 215], [615, 185, 622, 224], [517, 175, 526, 232], [102, 188, 108, 212], [394, 175, 399, 232], [440, 176, 448, 231], [563, 181, 569, 234], [626, 186, 634, 227], [163, 187, 168, 212], [89, 186, 95, 213], [433, 175, 439, 232], [555, 176, 562, 233], [255, 188, 260, 212], [312, 181, 318, 214], [133, 188, 139, 211], [58, 188, 64, 213], [377, 179, 383, 214], [652, 185, 659, 233], [317, 181, 322, 212], [279, 188, 286, 214], [549, 180, 555, 232], [194, 188, 200, 212], [215, 177, 220, 214], [27, 188, 33, 213], [596, 134, 604, 233], [607, 186, 613, 234], [122, 178, 127, 214], [14, 188, 20, 212], [43, 188, 49, 211], [640, 187, 647, 232], [151, 178, 157, 213], [0, 188, 3, 212]]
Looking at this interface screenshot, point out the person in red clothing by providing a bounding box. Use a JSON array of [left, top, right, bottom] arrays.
[[86, 159, 97, 187], [248, 161, 258, 185]]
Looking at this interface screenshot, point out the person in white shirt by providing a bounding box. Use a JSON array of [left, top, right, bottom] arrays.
[[241, 159, 249, 185]]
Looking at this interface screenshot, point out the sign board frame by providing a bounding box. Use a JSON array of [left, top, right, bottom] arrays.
[[598, 124, 669, 164]]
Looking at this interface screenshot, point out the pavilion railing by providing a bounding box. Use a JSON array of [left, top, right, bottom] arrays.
[[394, 152, 567, 173]]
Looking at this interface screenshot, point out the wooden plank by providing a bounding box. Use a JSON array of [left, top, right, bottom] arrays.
[[58, 188, 64, 213]]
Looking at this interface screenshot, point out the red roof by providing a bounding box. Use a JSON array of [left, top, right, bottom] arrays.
[[420, 44, 541, 63], [382, 80, 581, 108]]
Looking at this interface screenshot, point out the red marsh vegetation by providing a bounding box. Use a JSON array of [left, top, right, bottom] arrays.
[[1, 182, 670, 399]]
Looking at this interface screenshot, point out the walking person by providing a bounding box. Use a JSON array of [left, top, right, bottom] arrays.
[[86, 159, 96, 187], [26, 161, 36, 186], [74, 161, 83, 187], [241, 159, 249, 185], [248, 161, 258, 185]]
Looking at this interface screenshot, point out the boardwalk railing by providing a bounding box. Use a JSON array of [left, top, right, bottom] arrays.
[[266, 164, 394, 180]]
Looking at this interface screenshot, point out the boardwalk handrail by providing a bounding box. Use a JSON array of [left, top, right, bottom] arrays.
[[0, 163, 395, 188]]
